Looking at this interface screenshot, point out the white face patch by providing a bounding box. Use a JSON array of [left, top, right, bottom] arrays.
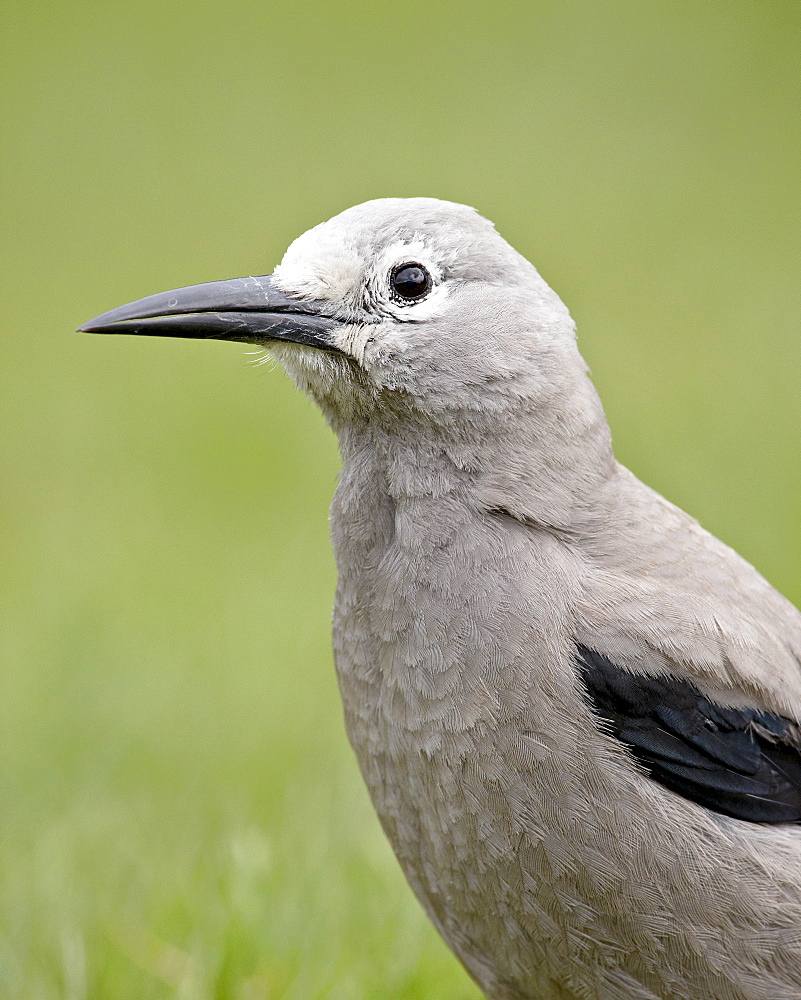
[[366, 238, 451, 323], [323, 238, 453, 367], [272, 224, 363, 305], [272, 226, 453, 369]]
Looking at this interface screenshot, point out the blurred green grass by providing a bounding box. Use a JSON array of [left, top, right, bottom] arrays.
[[1, 1, 800, 997]]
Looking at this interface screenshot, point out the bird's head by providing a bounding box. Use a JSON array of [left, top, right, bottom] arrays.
[[81, 198, 586, 435]]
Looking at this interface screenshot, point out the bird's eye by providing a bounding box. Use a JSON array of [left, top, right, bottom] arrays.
[[390, 263, 432, 303]]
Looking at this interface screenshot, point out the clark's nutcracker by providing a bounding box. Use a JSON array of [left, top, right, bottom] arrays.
[[81, 199, 801, 1000]]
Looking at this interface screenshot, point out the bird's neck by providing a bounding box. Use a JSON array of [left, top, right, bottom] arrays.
[[331, 367, 615, 538]]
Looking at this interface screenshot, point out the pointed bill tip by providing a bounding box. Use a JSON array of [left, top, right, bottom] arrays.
[[77, 317, 106, 333], [77, 274, 342, 351]]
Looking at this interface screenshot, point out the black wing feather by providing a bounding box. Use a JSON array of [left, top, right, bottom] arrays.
[[577, 644, 801, 823]]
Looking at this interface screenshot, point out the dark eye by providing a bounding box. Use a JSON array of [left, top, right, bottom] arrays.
[[390, 262, 432, 302]]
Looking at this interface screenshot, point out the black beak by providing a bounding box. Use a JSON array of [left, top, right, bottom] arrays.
[[78, 274, 340, 352]]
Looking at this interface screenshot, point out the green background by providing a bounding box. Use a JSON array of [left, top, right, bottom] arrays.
[[2, 2, 800, 997]]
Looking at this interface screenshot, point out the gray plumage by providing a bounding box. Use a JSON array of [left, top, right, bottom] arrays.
[[82, 198, 801, 999]]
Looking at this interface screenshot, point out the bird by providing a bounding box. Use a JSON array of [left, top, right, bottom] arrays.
[[80, 197, 801, 1000]]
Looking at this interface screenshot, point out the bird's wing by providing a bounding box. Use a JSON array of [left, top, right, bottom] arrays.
[[576, 644, 801, 822], [570, 468, 801, 823]]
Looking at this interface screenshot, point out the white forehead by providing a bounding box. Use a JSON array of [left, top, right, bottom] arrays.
[[273, 231, 446, 314], [272, 219, 363, 302], [271, 197, 507, 304]]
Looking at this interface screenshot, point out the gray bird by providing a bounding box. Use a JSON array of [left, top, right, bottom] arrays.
[[81, 198, 801, 1000]]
